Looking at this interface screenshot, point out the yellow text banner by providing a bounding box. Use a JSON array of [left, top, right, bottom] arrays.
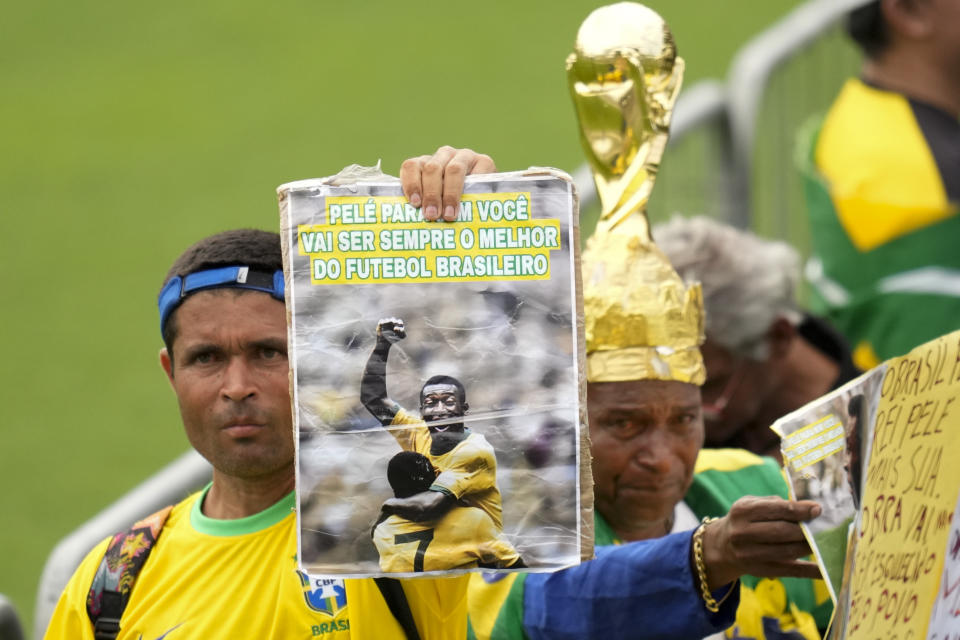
[[296, 193, 563, 285]]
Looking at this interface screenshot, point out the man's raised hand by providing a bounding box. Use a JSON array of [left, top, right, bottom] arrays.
[[699, 495, 823, 590], [377, 318, 406, 344], [400, 146, 496, 221]]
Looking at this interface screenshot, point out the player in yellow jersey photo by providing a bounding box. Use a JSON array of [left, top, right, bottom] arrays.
[[371, 451, 523, 572], [361, 317, 505, 534]]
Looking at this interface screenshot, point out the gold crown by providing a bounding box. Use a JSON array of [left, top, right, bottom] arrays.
[[583, 216, 705, 384]]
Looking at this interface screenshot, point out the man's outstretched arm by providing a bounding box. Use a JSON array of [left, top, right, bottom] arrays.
[[520, 530, 738, 640], [360, 318, 406, 425], [472, 496, 822, 640]]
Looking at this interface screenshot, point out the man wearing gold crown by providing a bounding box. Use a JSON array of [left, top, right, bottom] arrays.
[[401, 3, 834, 639]]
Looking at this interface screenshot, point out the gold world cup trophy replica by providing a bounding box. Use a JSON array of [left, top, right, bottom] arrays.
[[568, 2, 706, 385]]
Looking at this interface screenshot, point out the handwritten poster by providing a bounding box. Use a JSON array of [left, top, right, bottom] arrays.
[[845, 332, 960, 640], [773, 367, 885, 604], [777, 331, 960, 638]]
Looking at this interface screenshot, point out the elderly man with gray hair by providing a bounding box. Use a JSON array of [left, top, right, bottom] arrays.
[[654, 216, 860, 460]]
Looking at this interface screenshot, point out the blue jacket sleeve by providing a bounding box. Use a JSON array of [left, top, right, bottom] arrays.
[[522, 530, 738, 640]]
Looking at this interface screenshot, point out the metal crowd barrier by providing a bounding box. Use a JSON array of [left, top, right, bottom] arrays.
[[726, 0, 868, 252], [33, 451, 211, 639], [0, 595, 25, 640]]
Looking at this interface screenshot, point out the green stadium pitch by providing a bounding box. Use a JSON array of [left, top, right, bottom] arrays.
[[0, 0, 803, 630]]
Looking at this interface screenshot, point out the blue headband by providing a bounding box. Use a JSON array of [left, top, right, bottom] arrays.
[[158, 266, 285, 333]]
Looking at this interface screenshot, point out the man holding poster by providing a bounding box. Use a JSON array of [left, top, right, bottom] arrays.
[[43, 139, 830, 639]]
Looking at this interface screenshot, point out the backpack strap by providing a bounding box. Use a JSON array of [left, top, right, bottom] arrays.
[[86, 506, 173, 640], [374, 577, 422, 640]]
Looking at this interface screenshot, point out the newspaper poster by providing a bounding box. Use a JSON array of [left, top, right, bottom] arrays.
[[773, 330, 960, 639], [772, 366, 886, 605], [277, 167, 589, 578]]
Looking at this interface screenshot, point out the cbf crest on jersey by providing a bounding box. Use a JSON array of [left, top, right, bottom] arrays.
[[298, 573, 347, 617]]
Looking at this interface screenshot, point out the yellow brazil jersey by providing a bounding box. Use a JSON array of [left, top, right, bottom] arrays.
[[373, 507, 520, 573], [43, 488, 469, 640], [390, 409, 503, 531], [815, 78, 957, 252]]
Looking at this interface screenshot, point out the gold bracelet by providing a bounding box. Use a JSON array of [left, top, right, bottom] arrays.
[[693, 516, 720, 612]]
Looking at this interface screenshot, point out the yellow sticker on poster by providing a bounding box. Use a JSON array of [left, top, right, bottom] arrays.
[[296, 193, 563, 285], [782, 413, 847, 471]]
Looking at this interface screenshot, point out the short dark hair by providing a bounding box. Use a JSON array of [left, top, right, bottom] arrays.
[[160, 229, 282, 355], [387, 451, 436, 498], [420, 374, 467, 406], [847, 1, 888, 58]]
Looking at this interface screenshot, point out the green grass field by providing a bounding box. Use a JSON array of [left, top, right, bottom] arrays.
[[1, 0, 803, 631]]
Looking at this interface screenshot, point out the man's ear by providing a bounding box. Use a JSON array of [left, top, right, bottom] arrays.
[[766, 317, 797, 359], [882, 0, 935, 39], [160, 348, 175, 385], [462, 401, 470, 414]]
